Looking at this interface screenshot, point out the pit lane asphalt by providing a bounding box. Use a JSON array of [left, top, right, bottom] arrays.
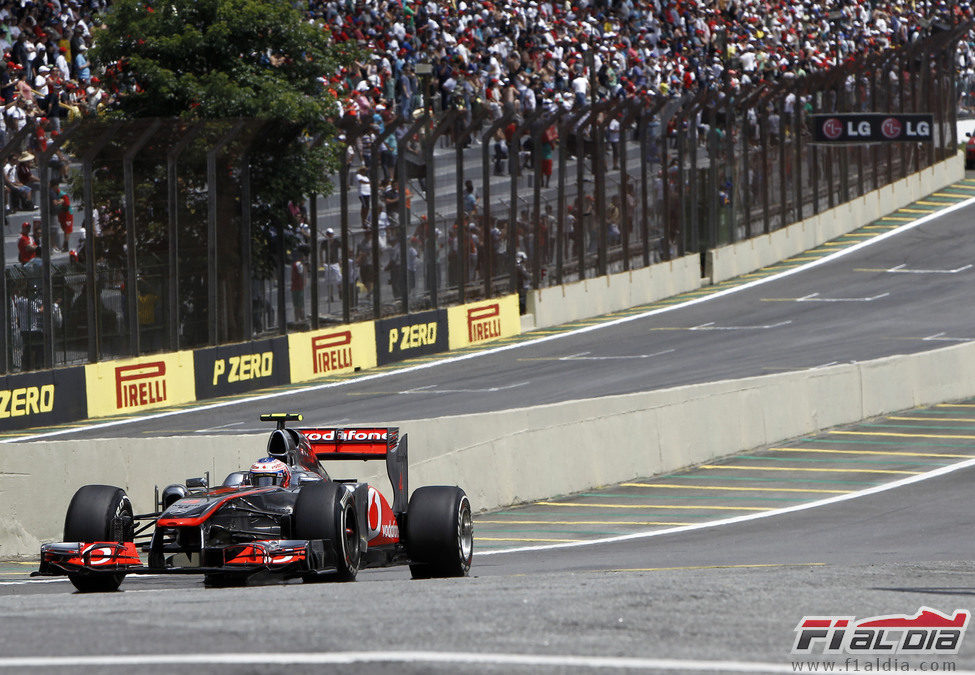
[[11, 179, 975, 442]]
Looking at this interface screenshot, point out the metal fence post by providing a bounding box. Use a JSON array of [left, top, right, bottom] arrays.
[[206, 121, 245, 346], [371, 116, 405, 319], [0, 122, 37, 373], [479, 110, 514, 298], [508, 108, 543, 291], [425, 110, 459, 309], [123, 120, 163, 356], [455, 109, 487, 303], [398, 113, 428, 314]]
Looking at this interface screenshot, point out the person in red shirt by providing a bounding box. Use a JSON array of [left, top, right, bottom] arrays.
[[17, 222, 36, 264]]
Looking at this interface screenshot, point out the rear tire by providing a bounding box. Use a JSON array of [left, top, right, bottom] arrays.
[[63, 485, 134, 593], [294, 482, 360, 582], [406, 486, 472, 579]]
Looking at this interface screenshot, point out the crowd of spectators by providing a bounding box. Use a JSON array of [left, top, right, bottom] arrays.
[[0, 0, 111, 151], [320, 0, 975, 126]]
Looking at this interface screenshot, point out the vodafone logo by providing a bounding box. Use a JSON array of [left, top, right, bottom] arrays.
[[367, 487, 382, 540], [881, 117, 902, 140], [822, 118, 843, 140]]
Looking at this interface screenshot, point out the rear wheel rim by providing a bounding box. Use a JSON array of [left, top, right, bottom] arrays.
[[458, 497, 473, 563], [342, 502, 359, 569]]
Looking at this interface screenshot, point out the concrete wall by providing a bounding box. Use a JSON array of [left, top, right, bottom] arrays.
[[524, 252, 702, 330], [707, 154, 964, 283], [5, 337, 975, 559]]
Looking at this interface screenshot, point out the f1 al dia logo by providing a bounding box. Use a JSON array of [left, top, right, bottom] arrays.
[[793, 607, 969, 655]]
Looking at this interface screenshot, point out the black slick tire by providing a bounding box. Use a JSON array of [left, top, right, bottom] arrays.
[[294, 481, 360, 582], [406, 486, 472, 579], [62, 485, 134, 593]]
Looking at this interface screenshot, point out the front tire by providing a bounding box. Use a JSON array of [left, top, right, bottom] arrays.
[[294, 482, 360, 582], [63, 485, 134, 593], [406, 486, 473, 579]]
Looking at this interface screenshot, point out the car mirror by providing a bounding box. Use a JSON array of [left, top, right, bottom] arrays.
[[185, 477, 208, 489]]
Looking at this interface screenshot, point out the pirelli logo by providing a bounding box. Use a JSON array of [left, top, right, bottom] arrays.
[[467, 304, 502, 343], [115, 362, 167, 409], [312, 331, 353, 374]]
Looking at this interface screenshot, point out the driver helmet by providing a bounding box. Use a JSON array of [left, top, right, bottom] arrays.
[[249, 457, 291, 488]]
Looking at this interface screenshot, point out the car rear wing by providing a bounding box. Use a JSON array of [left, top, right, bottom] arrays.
[[298, 426, 409, 517], [298, 427, 400, 460]]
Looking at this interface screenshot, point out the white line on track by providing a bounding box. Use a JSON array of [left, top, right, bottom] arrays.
[[796, 291, 889, 302], [478, 454, 975, 556], [5, 650, 956, 672], [5, 195, 973, 446], [887, 262, 973, 274]]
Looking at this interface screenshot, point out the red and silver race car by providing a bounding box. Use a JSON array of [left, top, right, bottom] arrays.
[[35, 414, 473, 591]]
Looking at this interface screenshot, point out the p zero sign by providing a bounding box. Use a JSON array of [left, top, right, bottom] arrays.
[[376, 309, 448, 366], [812, 114, 934, 143]]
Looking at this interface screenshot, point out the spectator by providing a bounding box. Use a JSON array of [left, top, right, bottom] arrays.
[[17, 221, 36, 264]]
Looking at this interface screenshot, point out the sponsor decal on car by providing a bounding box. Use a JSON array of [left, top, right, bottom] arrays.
[[366, 487, 399, 545]]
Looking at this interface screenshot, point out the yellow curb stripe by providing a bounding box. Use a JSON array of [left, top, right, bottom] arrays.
[[699, 464, 918, 475], [830, 430, 975, 440], [888, 416, 975, 422], [536, 501, 768, 511], [769, 447, 973, 459], [620, 482, 849, 494]]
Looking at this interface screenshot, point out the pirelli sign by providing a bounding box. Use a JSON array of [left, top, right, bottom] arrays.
[[447, 295, 520, 350], [288, 321, 377, 383], [85, 352, 196, 418]]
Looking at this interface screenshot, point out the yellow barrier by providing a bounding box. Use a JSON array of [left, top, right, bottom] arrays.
[[287, 321, 377, 383], [447, 295, 520, 350], [85, 352, 196, 418]]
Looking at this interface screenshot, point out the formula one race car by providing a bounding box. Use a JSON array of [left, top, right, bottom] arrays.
[[35, 414, 473, 592]]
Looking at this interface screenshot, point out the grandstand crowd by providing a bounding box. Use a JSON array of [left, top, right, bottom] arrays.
[[0, 0, 971, 146], [322, 0, 975, 123]]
